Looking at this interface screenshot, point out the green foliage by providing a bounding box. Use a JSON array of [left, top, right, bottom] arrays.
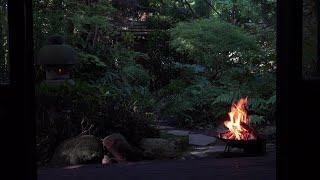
[[173, 62, 206, 74], [33, 0, 116, 52], [213, 0, 276, 25], [121, 64, 152, 86], [148, 0, 192, 20], [147, 30, 170, 53], [267, 94, 276, 105], [170, 18, 258, 67], [111, 46, 142, 67], [74, 52, 107, 81], [193, 0, 212, 17], [121, 32, 135, 48], [78, 52, 106, 67], [159, 79, 188, 96], [157, 69, 275, 128], [145, 15, 175, 29], [34, 0, 277, 164], [249, 115, 265, 125], [36, 80, 103, 106], [212, 91, 241, 105], [168, 17, 276, 117]]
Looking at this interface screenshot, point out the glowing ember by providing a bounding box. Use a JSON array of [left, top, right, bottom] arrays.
[[220, 97, 257, 140]]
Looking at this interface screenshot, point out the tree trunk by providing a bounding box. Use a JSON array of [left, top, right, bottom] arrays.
[[231, 0, 238, 25]]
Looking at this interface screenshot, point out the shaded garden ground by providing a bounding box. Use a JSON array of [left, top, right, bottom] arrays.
[[38, 150, 275, 180], [29, 0, 277, 168], [39, 124, 276, 180]]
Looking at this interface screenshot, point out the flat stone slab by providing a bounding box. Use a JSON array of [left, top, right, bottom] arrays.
[[165, 130, 190, 136], [187, 145, 225, 158], [193, 145, 226, 153], [189, 134, 217, 146], [155, 125, 175, 130]]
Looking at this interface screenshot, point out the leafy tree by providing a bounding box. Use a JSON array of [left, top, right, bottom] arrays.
[[170, 18, 259, 77], [194, 0, 212, 17]]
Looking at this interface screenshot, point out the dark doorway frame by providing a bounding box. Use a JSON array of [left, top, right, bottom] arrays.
[[0, 0, 309, 179], [1, 0, 35, 180], [318, 0, 320, 73]]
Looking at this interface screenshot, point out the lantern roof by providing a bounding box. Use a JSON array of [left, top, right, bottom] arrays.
[[36, 44, 77, 65]]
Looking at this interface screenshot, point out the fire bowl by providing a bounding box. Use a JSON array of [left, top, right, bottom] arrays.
[[216, 134, 266, 156]]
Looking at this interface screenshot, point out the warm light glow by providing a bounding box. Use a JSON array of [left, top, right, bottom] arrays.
[[221, 97, 257, 140]]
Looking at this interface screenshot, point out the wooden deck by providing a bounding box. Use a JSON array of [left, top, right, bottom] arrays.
[[38, 151, 275, 180]]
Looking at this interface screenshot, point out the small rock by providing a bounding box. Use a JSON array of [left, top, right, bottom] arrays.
[[102, 155, 111, 165], [140, 138, 179, 159], [102, 133, 143, 163]]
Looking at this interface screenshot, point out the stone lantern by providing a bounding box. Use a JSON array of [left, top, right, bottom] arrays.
[[35, 35, 76, 134], [36, 35, 77, 85]]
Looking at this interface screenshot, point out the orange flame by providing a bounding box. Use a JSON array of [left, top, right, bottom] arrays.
[[221, 97, 257, 140]]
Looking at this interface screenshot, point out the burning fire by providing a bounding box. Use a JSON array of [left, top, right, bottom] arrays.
[[220, 97, 257, 140]]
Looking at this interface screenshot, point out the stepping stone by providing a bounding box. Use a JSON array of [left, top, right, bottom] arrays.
[[181, 145, 246, 159], [189, 134, 217, 146], [202, 145, 226, 153], [266, 143, 276, 152], [165, 130, 190, 136], [193, 145, 225, 152], [183, 145, 226, 158], [155, 125, 175, 130]]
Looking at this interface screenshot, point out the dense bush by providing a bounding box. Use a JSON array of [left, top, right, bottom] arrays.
[[170, 18, 258, 67], [36, 80, 159, 165], [145, 15, 175, 29], [152, 16, 276, 128]]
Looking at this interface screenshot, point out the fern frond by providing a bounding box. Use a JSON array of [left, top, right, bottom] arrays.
[[249, 115, 265, 125], [212, 91, 241, 105]]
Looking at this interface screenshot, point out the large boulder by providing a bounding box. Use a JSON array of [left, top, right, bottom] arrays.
[[140, 138, 180, 159], [50, 135, 103, 166], [102, 133, 143, 163]]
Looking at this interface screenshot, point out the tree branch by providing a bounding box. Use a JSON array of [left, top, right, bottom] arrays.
[[180, 0, 198, 19], [79, 124, 94, 136], [92, 25, 99, 48], [202, 0, 221, 17]]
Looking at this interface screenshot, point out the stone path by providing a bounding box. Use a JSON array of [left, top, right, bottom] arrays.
[[166, 129, 190, 136], [158, 125, 275, 159], [188, 134, 217, 146], [162, 127, 217, 146]]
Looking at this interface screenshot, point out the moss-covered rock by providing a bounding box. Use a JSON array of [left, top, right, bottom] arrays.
[[50, 135, 103, 166], [140, 138, 180, 159], [159, 132, 189, 151]]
